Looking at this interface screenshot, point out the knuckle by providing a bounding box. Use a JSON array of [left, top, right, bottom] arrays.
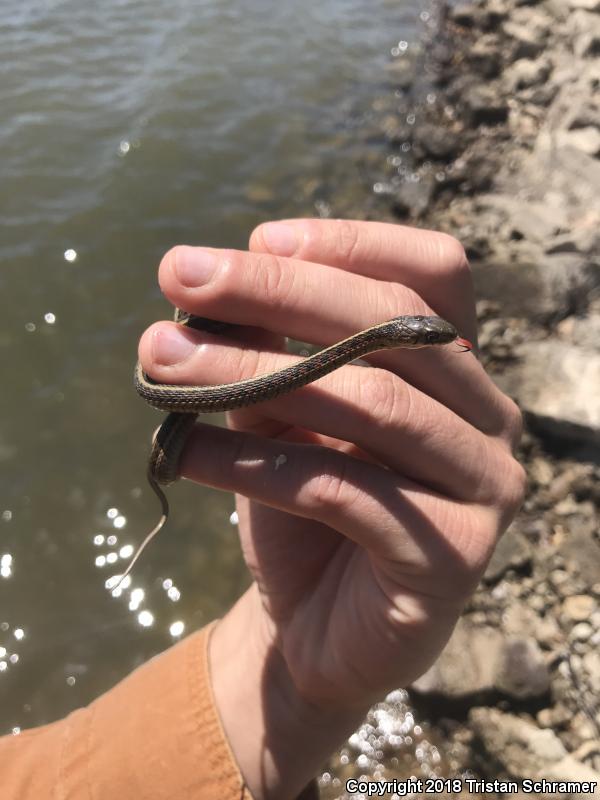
[[359, 370, 409, 431], [250, 253, 296, 311], [207, 248, 242, 301], [334, 219, 361, 263], [305, 453, 353, 513]]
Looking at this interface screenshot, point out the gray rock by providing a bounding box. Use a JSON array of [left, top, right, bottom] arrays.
[[545, 227, 600, 255], [568, 102, 600, 130], [562, 525, 600, 587], [412, 621, 550, 700], [505, 57, 552, 91], [530, 142, 600, 215], [449, 3, 481, 27], [504, 6, 554, 60], [558, 311, 600, 349], [413, 123, 462, 159], [463, 85, 509, 126], [503, 20, 548, 59], [495, 637, 551, 698], [411, 620, 502, 697], [568, 9, 600, 55], [474, 252, 599, 322], [494, 340, 600, 443], [569, 0, 600, 11], [582, 651, 600, 694], [484, 527, 533, 582], [467, 194, 570, 245], [470, 707, 567, 771], [470, 708, 600, 790], [391, 174, 435, 218], [574, 30, 600, 57], [555, 127, 600, 156], [467, 37, 504, 78], [450, 1, 507, 30]]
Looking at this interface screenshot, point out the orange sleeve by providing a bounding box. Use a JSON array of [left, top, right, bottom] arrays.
[[0, 621, 254, 800]]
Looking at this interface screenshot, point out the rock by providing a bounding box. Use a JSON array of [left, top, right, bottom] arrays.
[[463, 85, 509, 126], [470, 707, 567, 771], [568, 0, 600, 11], [390, 174, 435, 218], [555, 127, 600, 156], [505, 57, 552, 91], [473, 194, 568, 244], [503, 21, 548, 59], [526, 83, 560, 106], [568, 10, 600, 56], [449, 3, 481, 27], [411, 621, 502, 697], [467, 37, 503, 78], [412, 621, 550, 701], [529, 143, 600, 215], [562, 594, 597, 622], [474, 252, 598, 323], [574, 30, 600, 57], [537, 705, 572, 730], [449, 2, 507, 30], [569, 102, 600, 130], [413, 123, 462, 159], [582, 651, 600, 693], [534, 614, 562, 648], [494, 340, 600, 443], [545, 226, 600, 255], [570, 622, 593, 641], [470, 708, 600, 789], [557, 311, 600, 348], [561, 525, 600, 587], [495, 637, 551, 698], [442, 153, 497, 193], [484, 527, 533, 582]]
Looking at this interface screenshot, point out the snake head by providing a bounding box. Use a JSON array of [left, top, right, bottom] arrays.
[[384, 315, 460, 348]]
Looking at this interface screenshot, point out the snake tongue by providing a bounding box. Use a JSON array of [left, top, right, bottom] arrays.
[[456, 337, 473, 352]]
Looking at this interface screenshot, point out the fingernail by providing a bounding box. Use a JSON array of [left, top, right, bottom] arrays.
[[261, 222, 299, 256], [175, 247, 217, 287], [152, 327, 196, 365]]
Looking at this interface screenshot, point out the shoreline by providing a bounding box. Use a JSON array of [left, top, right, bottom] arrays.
[[323, 0, 600, 792]]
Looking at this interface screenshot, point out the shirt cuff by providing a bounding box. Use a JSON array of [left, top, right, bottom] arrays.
[[60, 621, 253, 799]]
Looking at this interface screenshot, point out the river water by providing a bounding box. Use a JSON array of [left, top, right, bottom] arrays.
[[1, 0, 430, 741]]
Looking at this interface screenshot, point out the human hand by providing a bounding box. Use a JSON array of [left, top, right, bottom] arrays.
[[138, 219, 525, 798]]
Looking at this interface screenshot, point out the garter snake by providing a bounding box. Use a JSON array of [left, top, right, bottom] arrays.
[[113, 312, 471, 588]]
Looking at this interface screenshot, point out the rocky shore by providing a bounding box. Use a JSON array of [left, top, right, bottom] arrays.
[[321, 0, 600, 796]]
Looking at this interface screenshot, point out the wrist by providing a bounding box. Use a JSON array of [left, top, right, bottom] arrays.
[[209, 585, 365, 800]]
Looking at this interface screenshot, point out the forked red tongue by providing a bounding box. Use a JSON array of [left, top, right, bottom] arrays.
[[456, 337, 473, 352]]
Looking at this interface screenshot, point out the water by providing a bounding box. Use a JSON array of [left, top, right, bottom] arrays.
[[0, 0, 428, 734]]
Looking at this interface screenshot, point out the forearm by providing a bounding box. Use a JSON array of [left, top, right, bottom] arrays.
[[210, 584, 366, 800]]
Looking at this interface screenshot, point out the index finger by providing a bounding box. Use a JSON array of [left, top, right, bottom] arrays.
[[250, 218, 477, 345]]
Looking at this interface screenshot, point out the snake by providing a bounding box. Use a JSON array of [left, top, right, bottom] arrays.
[[111, 312, 472, 589]]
